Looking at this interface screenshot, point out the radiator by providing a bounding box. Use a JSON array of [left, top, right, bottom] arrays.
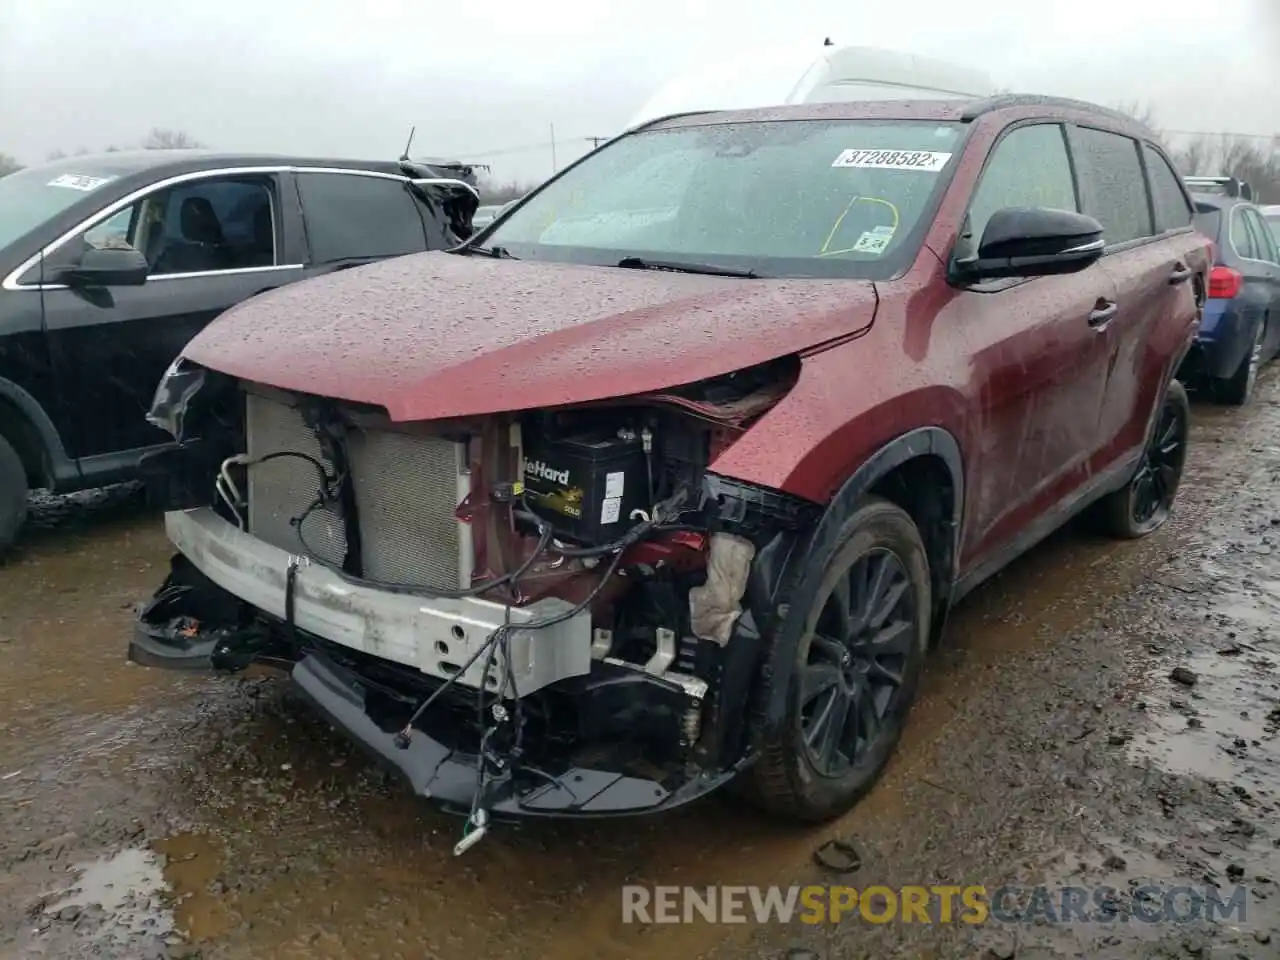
[[245, 392, 470, 591]]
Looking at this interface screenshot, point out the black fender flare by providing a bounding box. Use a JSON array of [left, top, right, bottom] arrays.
[[758, 426, 965, 734], [0, 376, 73, 485]]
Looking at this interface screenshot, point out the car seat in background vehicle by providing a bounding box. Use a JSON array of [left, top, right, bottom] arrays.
[[153, 197, 233, 274]]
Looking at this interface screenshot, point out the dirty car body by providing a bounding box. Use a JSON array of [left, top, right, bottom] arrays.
[[132, 97, 1209, 834]]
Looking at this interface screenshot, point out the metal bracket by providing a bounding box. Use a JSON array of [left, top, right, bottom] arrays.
[[644, 627, 676, 677]]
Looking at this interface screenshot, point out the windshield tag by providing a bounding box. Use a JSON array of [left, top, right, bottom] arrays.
[[831, 150, 952, 172], [47, 174, 115, 192], [852, 230, 893, 254]]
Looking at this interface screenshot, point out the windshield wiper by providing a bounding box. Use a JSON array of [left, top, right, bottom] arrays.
[[616, 257, 760, 278], [461, 244, 519, 259]]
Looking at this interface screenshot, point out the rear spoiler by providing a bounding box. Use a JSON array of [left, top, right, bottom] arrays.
[[399, 159, 483, 240], [1184, 176, 1254, 201]]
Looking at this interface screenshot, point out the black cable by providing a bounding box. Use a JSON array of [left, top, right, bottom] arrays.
[[253, 450, 335, 493], [396, 537, 628, 750], [393, 626, 506, 749]]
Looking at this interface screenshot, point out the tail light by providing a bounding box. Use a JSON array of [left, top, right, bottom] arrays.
[[1208, 265, 1243, 299]]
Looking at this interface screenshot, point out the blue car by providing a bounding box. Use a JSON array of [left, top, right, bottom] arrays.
[[1181, 178, 1280, 404]]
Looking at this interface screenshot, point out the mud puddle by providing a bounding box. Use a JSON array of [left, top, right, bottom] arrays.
[[6, 384, 1280, 958]]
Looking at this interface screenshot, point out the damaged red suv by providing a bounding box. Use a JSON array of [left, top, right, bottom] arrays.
[[133, 95, 1209, 845]]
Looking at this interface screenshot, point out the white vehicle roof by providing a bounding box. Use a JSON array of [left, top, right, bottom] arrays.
[[627, 44, 994, 130], [1262, 205, 1280, 216]]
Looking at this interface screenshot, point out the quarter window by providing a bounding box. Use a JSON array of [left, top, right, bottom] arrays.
[[1072, 127, 1153, 245], [967, 123, 1077, 244], [1143, 145, 1193, 233], [295, 173, 427, 264], [1231, 208, 1259, 260], [1245, 209, 1279, 263]]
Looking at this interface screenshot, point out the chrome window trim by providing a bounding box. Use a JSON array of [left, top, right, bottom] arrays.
[[2, 164, 418, 291]]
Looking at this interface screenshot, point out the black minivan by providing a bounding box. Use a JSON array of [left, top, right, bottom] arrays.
[[0, 151, 477, 551]]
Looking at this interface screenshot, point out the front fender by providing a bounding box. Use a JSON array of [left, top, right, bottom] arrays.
[[753, 425, 965, 736]]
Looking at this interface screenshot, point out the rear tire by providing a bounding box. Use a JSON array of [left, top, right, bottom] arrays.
[[1097, 379, 1189, 540], [745, 497, 931, 822], [1217, 318, 1264, 406], [0, 434, 28, 556]]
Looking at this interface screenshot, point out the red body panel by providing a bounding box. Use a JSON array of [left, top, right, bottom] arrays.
[[182, 253, 877, 421], [182, 102, 1209, 586]]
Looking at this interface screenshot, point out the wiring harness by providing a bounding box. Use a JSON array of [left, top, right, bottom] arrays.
[[218, 449, 685, 854]]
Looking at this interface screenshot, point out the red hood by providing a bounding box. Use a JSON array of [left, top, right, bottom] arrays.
[[183, 252, 878, 421]]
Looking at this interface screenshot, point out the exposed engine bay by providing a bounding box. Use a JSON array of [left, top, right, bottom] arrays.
[[136, 354, 818, 851]]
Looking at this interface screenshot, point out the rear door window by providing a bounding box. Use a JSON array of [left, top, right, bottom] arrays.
[[1143, 144, 1193, 233], [1070, 126, 1153, 245], [296, 172, 427, 264]]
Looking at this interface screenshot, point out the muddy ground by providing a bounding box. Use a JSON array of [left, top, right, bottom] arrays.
[[2, 380, 1280, 960]]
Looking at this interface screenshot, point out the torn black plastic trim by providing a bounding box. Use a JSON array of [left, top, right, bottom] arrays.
[[702, 473, 822, 538], [129, 553, 280, 672], [147, 357, 207, 441], [293, 650, 740, 819]]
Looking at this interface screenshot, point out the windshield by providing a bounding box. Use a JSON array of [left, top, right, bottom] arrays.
[[1266, 212, 1280, 247], [484, 119, 964, 278], [0, 165, 120, 250]]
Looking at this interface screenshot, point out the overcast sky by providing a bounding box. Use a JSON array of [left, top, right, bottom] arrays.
[[2, 0, 1276, 183]]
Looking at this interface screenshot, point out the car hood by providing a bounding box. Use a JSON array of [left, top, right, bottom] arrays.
[[182, 251, 878, 421]]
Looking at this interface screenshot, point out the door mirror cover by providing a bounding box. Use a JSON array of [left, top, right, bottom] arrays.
[[957, 207, 1105, 281]]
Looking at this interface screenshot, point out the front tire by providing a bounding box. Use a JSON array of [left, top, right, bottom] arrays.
[[0, 434, 28, 555], [1097, 379, 1189, 539], [746, 498, 931, 822]]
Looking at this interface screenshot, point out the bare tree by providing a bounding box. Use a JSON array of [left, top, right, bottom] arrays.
[[1169, 136, 1214, 177], [1112, 100, 1170, 149], [143, 128, 204, 150], [0, 154, 21, 177]]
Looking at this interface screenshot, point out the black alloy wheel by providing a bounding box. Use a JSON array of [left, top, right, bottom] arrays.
[[799, 548, 915, 778], [746, 497, 931, 822], [1097, 378, 1190, 540]]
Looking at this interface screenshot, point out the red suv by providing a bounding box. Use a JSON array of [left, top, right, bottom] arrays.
[[132, 95, 1208, 843]]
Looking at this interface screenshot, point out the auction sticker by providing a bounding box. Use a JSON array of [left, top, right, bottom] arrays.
[[47, 174, 115, 191], [851, 229, 894, 254], [832, 149, 952, 172]]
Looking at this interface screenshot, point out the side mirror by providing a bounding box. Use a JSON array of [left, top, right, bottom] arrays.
[[57, 245, 150, 288], [955, 207, 1105, 282]]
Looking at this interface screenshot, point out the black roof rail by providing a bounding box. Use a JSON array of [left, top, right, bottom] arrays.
[[960, 94, 1148, 129], [1183, 176, 1253, 201]]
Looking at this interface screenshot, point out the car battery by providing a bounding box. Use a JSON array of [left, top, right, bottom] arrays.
[[522, 426, 650, 544]]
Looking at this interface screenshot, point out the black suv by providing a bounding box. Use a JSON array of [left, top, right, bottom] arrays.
[[0, 151, 478, 550]]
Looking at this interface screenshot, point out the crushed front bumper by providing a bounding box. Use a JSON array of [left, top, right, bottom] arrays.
[[129, 508, 739, 819], [151, 508, 592, 694]]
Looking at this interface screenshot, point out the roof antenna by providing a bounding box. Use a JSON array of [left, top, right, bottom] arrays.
[[399, 125, 416, 162], [823, 37, 834, 46]]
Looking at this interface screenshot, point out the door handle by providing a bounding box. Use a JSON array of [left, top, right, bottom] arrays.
[[1089, 299, 1118, 327], [1169, 263, 1193, 284]]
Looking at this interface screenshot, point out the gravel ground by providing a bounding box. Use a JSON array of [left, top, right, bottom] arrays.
[[1, 377, 1279, 959]]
